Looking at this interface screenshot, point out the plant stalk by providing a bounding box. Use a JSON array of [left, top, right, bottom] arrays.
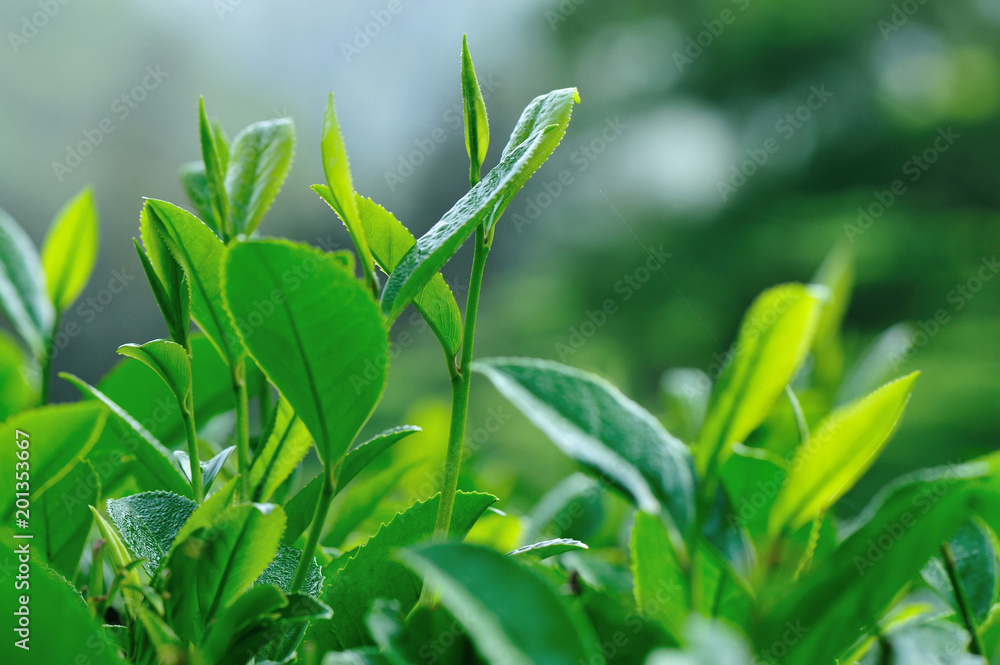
[[232, 362, 250, 502], [292, 464, 338, 592], [39, 312, 60, 405], [941, 541, 985, 655], [433, 224, 490, 540], [181, 407, 204, 503]]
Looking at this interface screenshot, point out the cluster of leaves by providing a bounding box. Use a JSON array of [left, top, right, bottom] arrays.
[[3, 36, 1000, 665]]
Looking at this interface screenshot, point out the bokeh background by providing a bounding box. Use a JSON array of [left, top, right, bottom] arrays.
[[2, 0, 998, 519]]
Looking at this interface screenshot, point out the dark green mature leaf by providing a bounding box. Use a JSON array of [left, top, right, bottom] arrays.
[[41, 187, 99, 312], [134, 238, 191, 351], [400, 542, 598, 665], [461, 34, 490, 182], [311, 491, 496, 650], [256, 543, 324, 597], [922, 519, 998, 624], [199, 97, 230, 238], [117, 339, 193, 412], [320, 92, 377, 288], [508, 538, 588, 559], [313, 190, 463, 357], [759, 463, 988, 665], [178, 161, 219, 235], [36, 461, 99, 579], [61, 372, 192, 497], [0, 402, 108, 517], [0, 329, 34, 420], [631, 511, 690, 641], [720, 443, 787, 536], [165, 503, 286, 631], [379, 88, 579, 321], [340, 425, 420, 488], [225, 118, 295, 236], [770, 372, 919, 533], [249, 396, 313, 502], [223, 240, 388, 463], [0, 534, 124, 665], [696, 284, 825, 476], [0, 207, 55, 356], [145, 199, 242, 364], [106, 491, 197, 574], [474, 357, 695, 535]]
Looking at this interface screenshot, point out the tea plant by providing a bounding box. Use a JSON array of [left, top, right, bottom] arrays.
[[2, 37, 1000, 665]]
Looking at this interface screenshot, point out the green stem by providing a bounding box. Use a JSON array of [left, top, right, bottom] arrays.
[[232, 363, 250, 502], [941, 541, 985, 655], [181, 407, 204, 503], [432, 224, 490, 540], [292, 464, 337, 592], [39, 312, 60, 405], [257, 376, 272, 436]]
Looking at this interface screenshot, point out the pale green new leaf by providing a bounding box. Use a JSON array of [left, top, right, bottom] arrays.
[[178, 161, 219, 235], [175, 445, 235, 493], [399, 543, 598, 665], [225, 118, 296, 236], [249, 396, 314, 502], [0, 207, 55, 356], [696, 283, 825, 476], [199, 97, 229, 238], [461, 34, 490, 182], [379, 88, 579, 321], [473, 357, 695, 534], [770, 372, 919, 532], [508, 538, 588, 559], [117, 339, 193, 412], [223, 240, 387, 463], [41, 187, 99, 311]]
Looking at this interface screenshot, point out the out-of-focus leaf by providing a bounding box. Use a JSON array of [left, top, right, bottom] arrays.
[[922, 519, 998, 624], [0, 329, 35, 420], [836, 322, 915, 406], [178, 161, 219, 235], [225, 118, 296, 236], [223, 240, 387, 464], [199, 97, 229, 238], [175, 445, 235, 494], [41, 187, 99, 312], [631, 511, 690, 641], [339, 425, 420, 488], [379, 88, 579, 321], [661, 368, 710, 444], [36, 461, 99, 579], [696, 283, 825, 476], [508, 538, 588, 559], [770, 372, 919, 533], [473, 357, 695, 535], [0, 207, 55, 356]]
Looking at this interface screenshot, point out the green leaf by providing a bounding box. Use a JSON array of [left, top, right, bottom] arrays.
[[696, 283, 825, 476], [379, 88, 579, 321], [461, 34, 490, 183], [631, 511, 690, 641], [835, 322, 915, 406], [223, 240, 387, 463], [473, 357, 695, 534], [522, 472, 601, 543], [256, 542, 324, 597], [134, 238, 191, 351], [760, 463, 988, 665], [922, 519, 998, 624], [340, 425, 420, 488], [199, 97, 230, 239], [41, 187, 99, 311], [320, 92, 377, 289], [310, 491, 496, 650], [661, 368, 710, 444], [90, 505, 144, 613], [106, 490, 197, 574], [0, 534, 124, 665], [0, 207, 55, 356], [225, 118, 296, 236], [165, 502, 286, 631], [0, 329, 35, 420], [810, 245, 853, 393], [321, 460, 416, 548], [249, 396, 314, 502], [36, 461, 99, 579], [313, 190, 463, 358], [508, 538, 588, 559], [178, 161, 220, 236], [145, 199, 242, 363], [399, 542, 598, 665], [175, 445, 235, 493], [770, 372, 919, 532], [60, 372, 192, 497], [117, 339, 193, 412], [719, 443, 787, 536], [0, 402, 107, 517], [874, 619, 985, 665]]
